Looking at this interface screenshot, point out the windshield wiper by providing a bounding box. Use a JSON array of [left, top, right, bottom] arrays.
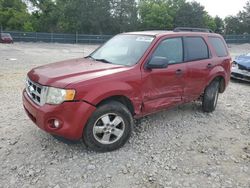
[[85, 56, 113, 64], [94, 58, 113, 64], [85, 55, 95, 60]]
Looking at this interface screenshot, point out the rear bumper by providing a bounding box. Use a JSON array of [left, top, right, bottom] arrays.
[[231, 68, 250, 82], [22, 90, 96, 140]]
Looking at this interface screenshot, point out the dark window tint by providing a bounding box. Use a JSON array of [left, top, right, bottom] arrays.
[[184, 37, 209, 61], [209, 37, 228, 57], [152, 38, 183, 64]]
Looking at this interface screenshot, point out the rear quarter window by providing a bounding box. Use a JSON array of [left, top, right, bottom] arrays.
[[208, 37, 228, 57], [184, 37, 209, 61]]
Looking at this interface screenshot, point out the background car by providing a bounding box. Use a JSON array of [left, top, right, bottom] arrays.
[[0, 33, 14, 43], [231, 53, 250, 82]]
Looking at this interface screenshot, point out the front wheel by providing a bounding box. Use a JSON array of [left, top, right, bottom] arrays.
[[202, 80, 220, 112], [83, 101, 133, 152]]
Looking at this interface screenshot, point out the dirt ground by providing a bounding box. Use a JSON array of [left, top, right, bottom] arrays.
[[0, 42, 249, 188]]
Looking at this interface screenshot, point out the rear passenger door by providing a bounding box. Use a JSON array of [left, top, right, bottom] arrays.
[[183, 36, 212, 102]]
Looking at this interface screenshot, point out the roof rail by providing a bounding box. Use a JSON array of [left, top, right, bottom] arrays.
[[174, 27, 214, 33]]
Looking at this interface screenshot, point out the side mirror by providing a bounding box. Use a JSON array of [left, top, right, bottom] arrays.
[[146, 56, 169, 69]]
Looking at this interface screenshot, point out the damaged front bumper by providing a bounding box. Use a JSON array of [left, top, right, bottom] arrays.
[[231, 67, 250, 82]]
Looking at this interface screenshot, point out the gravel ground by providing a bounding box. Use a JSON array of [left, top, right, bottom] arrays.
[[0, 42, 249, 188]]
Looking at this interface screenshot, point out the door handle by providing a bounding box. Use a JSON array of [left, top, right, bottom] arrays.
[[207, 63, 213, 68], [176, 69, 183, 75]]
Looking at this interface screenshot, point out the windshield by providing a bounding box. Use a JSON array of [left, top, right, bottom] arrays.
[[90, 34, 154, 66], [1, 33, 11, 37]]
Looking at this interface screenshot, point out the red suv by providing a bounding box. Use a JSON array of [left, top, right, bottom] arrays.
[[23, 28, 231, 151]]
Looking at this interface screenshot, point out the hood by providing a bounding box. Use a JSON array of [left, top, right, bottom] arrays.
[[28, 58, 128, 88], [235, 54, 250, 70]]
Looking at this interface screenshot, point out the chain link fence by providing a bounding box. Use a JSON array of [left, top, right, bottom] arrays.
[[2, 31, 250, 44], [223, 34, 250, 44], [3, 31, 112, 44]]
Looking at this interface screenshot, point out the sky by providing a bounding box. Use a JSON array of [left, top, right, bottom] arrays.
[[187, 0, 248, 18]]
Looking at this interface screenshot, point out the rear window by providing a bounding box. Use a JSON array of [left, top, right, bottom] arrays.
[[209, 37, 228, 57], [184, 37, 209, 61]]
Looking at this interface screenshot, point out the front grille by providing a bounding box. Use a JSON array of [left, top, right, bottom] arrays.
[[231, 72, 250, 81], [26, 78, 47, 106]]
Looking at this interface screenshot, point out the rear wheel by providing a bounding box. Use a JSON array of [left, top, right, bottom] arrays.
[[202, 80, 220, 112], [83, 101, 133, 152]]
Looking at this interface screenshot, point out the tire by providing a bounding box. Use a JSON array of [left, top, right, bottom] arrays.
[[83, 101, 133, 152], [202, 80, 220, 113]]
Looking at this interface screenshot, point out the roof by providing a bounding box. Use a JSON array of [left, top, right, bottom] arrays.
[[123, 30, 221, 37], [123, 30, 172, 36]]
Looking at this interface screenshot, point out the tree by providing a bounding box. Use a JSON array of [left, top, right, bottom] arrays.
[[174, 1, 206, 28], [29, 0, 138, 34], [0, 0, 32, 31], [1, 0, 241, 35], [224, 16, 242, 34], [138, 0, 173, 30], [238, 1, 250, 33], [214, 16, 224, 34], [29, 0, 61, 32], [224, 0, 250, 34], [111, 0, 138, 33], [60, 0, 115, 34], [204, 14, 216, 31]]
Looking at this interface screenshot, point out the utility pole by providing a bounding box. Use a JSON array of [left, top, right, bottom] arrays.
[[76, 31, 78, 44], [51, 32, 53, 43]]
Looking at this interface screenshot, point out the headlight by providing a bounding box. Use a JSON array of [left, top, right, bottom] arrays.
[[232, 61, 238, 69], [46, 87, 75, 104]]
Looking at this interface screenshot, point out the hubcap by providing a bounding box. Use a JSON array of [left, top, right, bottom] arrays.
[[93, 113, 125, 144]]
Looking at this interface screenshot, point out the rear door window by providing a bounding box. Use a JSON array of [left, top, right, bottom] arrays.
[[184, 37, 209, 61], [208, 37, 228, 57]]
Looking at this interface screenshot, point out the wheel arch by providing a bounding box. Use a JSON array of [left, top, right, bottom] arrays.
[[205, 65, 228, 94], [206, 75, 226, 93], [96, 95, 135, 116]]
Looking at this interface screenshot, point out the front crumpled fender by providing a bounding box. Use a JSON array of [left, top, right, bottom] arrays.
[[73, 80, 142, 116]]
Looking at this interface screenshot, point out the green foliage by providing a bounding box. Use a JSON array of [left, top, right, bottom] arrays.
[[238, 1, 250, 33], [204, 14, 216, 31], [23, 21, 34, 31], [174, 1, 206, 28], [225, 0, 250, 34], [138, 0, 173, 30], [111, 0, 138, 32], [0, 0, 30, 31], [139, 0, 218, 32], [29, 0, 61, 32], [53, 0, 112, 34], [224, 16, 242, 34], [214, 16, 224, 34], [1, 0, 249, 34], [28, 0, 138, 34]]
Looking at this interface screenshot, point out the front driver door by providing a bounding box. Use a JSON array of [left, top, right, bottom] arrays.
[[141, 37, 187, 115]]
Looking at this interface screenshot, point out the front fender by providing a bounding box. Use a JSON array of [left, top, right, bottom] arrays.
[[77, 81, 142, 115]]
